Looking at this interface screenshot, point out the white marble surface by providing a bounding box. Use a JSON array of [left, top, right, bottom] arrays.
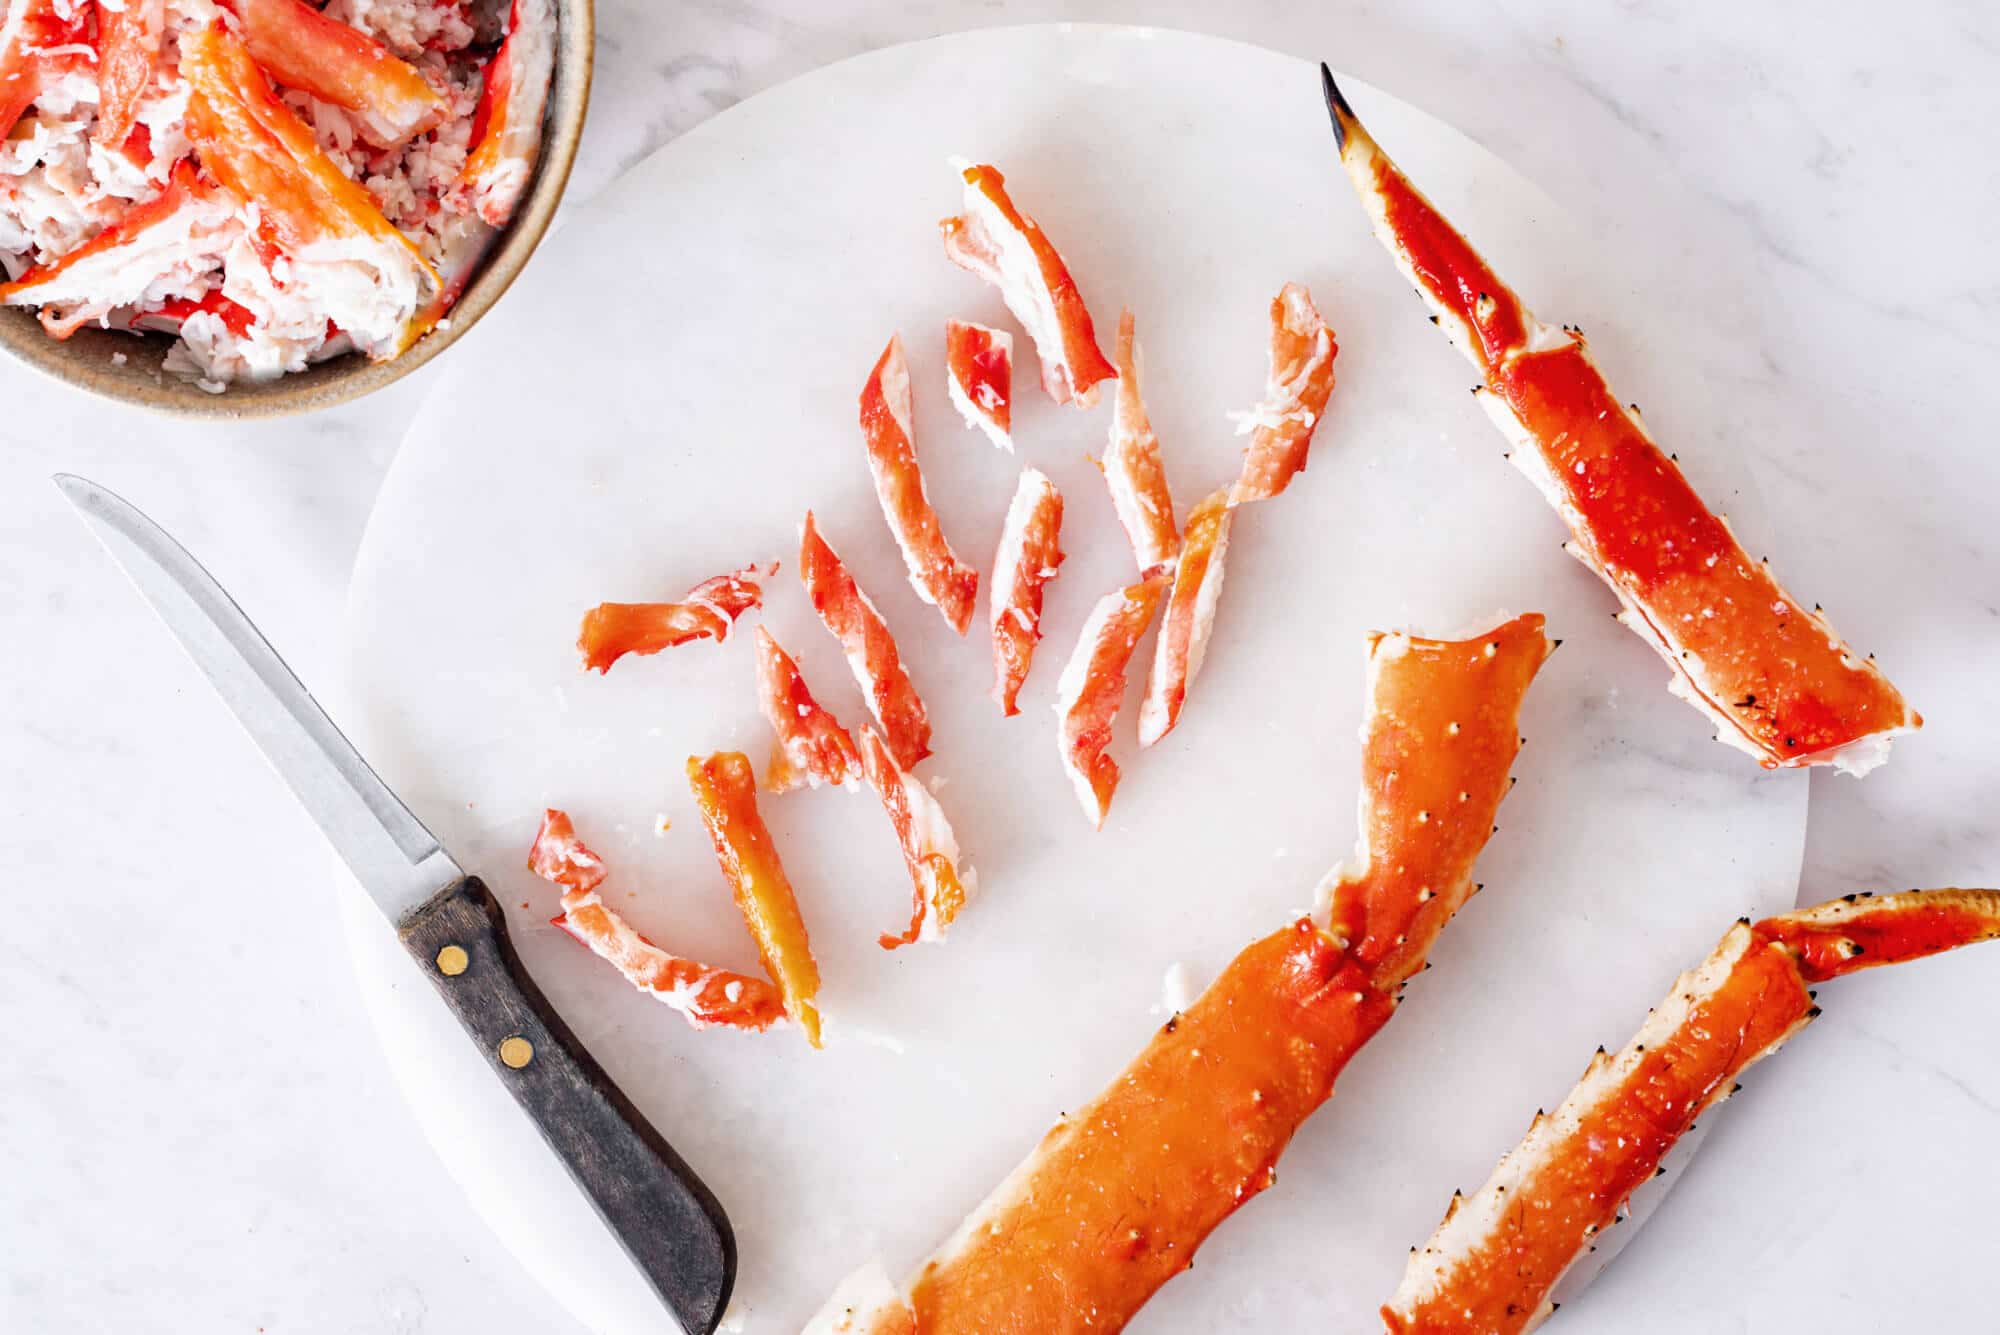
[[3, 3, 1995, 1332]]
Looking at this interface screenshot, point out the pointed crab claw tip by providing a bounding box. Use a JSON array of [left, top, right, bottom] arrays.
[[1320, 62, 1356, 148]]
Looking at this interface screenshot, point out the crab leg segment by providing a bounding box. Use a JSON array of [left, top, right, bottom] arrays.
[[1322, 66, 1918, 774], [527, 810, 788, 1032], [459, 0, 558, 227], [687, 753, 823, 1047], [861, 333, 980, 634], [1136, 487, 1234, 748], [1381, 888, 2000, 1335], [222, 0, 448, 148], [800, 512, 932, 770], [944, 319, 1013, 451], [755, 626, 863, 793], [808, 616, 1549, 1334], [859, 727, 975, 950], [1101, 309, 1179, 573], [988, 468, 1065, 717], [1053, 572, 1167, 828], [576, 565, 765, 673], [940, 160, 1117, 407], [1228, 283, 1340, 504]]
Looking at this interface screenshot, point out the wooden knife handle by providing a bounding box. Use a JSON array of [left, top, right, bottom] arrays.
[[399, 875, 735, 1335]]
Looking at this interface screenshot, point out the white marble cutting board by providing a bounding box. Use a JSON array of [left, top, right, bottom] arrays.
[[336, 26, 1805, 1333]]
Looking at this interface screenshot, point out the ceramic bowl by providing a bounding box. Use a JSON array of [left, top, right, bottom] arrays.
[[0, 0, 594, 419]]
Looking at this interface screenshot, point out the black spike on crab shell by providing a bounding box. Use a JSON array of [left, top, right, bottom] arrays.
[[1321, 63, 1358, 149]]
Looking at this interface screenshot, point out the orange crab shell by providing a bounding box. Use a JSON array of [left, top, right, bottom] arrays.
[[1329, 86, 1917, 774], [800, 511, 932, 771], [576, 565, 765, 673], [1053, 572, 1168, 828], [860, 332, 980, 635], [1228, 282, 1340, 505], [944, 318, 1013, 450], [1135, 486, 1234, 748], [858, 726, 974, 950], [223, 0, 447, 148], [754, 626, 862, 792]]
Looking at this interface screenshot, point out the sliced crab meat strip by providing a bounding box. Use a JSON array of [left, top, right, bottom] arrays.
[[858, 726, 974, 950], [1324, 70, 1918, 773], [988, 468, 1065, 717], [1053, 572, 1167, 828], [799, 511, 932, 771], [944, 318, 1013, 450], [1135, 487, 1233, 748], [576, 565, 765, 673], [1227, 282, 1339, 504], [223, 0, 449, 148], [458, 0, 558, 226], [860, 332, 979, 634], [1100, 308, 1179, 573], [755, 625, 863, 793]]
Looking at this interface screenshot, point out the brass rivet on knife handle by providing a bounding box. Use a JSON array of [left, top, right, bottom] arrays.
[[498, 1036, 535, 1069], [435, 944, 470, 976]]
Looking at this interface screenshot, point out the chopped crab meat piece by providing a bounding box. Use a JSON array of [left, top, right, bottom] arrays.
[[527, 810, 787, 1032], [988, 468, 1065, 716], [181, 23, 440, 341], [799, 512, 931, 770], [1053, 572, 1167, 828], [1383, 888, 2000, 1335], [1100, 308, 1179, 572], [94, 0, 167, 152], [686, 752, 822, 1047], [1324, 70, 1918, 773], [755, 626, 862, 792], [0, 161, 236, 336], [1324, 614, 1553, 991], [940, 160, 1117, 407], [1227, 283, 1340, 504], [0, 0, 91, 141], [1135, 487, 1234, 747], [858, 727, 974, 950], [222, 0, 449, 148], [819, 619, 1550, 1332], [860, 333, 980, 634], [575, 565, 765, 674], [944, 318, 1012, 450], [459, 0, 557, 227]]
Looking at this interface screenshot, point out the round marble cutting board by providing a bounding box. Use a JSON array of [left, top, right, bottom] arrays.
[[338, 25, 1806, 1334]]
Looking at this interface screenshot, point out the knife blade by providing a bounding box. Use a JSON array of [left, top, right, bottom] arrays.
[[56, 474, 736, 1335]]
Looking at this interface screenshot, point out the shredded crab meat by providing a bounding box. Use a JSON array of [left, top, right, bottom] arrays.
[[1383, 888, 2000, 1335], [527, 810, 787, 1033], [0, 0, 91, 142], [1100, 308, 1180, 573], [755, 625, 862, 793], [1227, 283, 1339, 504], [1136, 486, 1234, 747], [858, 726, 975, 950], [1053, 572, 1167, 829], [458, 0, 556, 226], [859, 332, 980, 634], [1326, 75, 1919, 772], [799, 511, 932, 771], [944, 317, 1012, 450], [987, 467, 1065, 717], [814, 617, 1550, 1334], [576, 564, 766, 674], [939, 158, 1116, 407], [686, 752, 823, 1048]]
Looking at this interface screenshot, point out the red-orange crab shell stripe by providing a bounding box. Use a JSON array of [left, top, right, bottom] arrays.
[[1053, 572, 1168, 828], [528, 810, 787, 1033], [988, 468, 1065, 717], [1228, 283, 1340, 505], [1331, 93, 1917, 773], [1326, 614, 1551, 992], [755, 626, 862, 793], [944, 319, 1013, 450], [1756, 888, 2000, 984], [904, 921, 1394, 1334], [686, 753, 823, 1048], [800, 512, 932, 771], [859, 726, 974, 950], [1382, 923, 1815, 1335], [1136, 487, 1234, 748], [576, 565, 765, 673], [224, 0, 448, 148], [1101, 308, 1179, 573], [860, 332, 980, 634], [940, 161, 1118, 408]]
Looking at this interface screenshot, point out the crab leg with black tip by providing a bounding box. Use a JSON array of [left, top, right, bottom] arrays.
[[1381, 888, 2000, 1335], [804, 614, 1552, 1335], [1319, 64, 1918, 774]]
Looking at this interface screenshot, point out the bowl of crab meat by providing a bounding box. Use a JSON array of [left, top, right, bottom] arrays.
[[0, 0, 590, 416]]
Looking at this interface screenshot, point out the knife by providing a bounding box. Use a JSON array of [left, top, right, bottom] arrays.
[[55, 474, 735, 1335]]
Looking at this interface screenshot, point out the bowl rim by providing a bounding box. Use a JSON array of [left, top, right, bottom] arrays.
[[0, 0, 596, 421]]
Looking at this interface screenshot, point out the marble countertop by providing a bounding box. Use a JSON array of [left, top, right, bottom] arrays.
[[6, 3, 1996, 1331]]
